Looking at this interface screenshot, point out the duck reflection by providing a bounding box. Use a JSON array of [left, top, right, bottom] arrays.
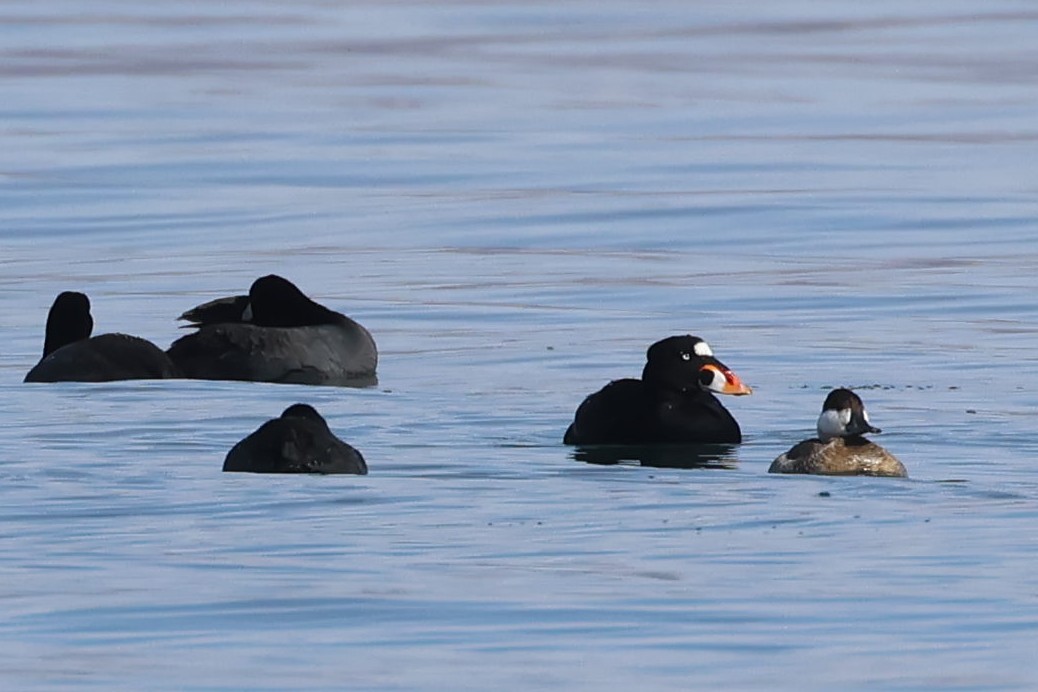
[[570, 443, 740, 470]]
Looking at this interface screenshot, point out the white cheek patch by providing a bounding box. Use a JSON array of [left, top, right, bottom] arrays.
[[693, 341, 713, 357], [817, 408, 849, 438]]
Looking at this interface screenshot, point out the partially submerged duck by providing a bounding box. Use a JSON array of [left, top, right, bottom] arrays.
[[769, 388, 906, 477], [24, 291, 179, 383], [167, 274, 377, 386], [563, 335, 752, 445], [223, 403, 367, 475]]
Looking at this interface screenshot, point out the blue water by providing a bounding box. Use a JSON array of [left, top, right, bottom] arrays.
[[3, 1, 1038, 688]]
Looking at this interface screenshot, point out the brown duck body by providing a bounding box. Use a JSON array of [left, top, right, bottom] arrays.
[[769, 388, 907, 478], [769, 435, 906, 477]]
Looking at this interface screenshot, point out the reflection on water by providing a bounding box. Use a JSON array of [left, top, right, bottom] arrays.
[[571, 443, 740, 469]]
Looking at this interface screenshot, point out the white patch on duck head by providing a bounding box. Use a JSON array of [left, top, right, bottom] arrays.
[[692, 340, 713, 357], [817, 407, 852, 439], [702, 366, 724, 391]]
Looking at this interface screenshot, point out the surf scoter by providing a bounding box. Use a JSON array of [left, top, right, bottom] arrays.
[[563, 335, 752, 445]]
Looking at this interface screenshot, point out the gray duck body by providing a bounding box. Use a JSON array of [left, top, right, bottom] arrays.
[[25, 291, 179, 383], [224, 403, 367, 475], [167, 275, 377, 386]]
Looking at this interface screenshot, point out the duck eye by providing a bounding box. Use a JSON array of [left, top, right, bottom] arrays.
[[680, 352, 691, 361]]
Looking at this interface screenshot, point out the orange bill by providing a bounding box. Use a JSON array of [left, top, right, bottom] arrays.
[[701, 363, 753, 395]]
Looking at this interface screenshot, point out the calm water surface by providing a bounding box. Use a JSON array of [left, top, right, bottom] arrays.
[[2, 1, 1038, 689]]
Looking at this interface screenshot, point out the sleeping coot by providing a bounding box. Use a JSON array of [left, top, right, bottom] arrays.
[[167, 275, 377, 386], [223, 403, 368, 475]]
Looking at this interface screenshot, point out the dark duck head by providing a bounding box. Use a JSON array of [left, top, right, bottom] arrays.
[[641, 335, 753, 397], [245, 274, 342, 327], [42, 291, 94, 357], [816, 387, 882, 440]]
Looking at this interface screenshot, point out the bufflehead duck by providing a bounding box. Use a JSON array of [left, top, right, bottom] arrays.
[[563, 335, 752, 445], [769, 388, 906, 477], [167, 274, 377, 386], [24, 291, 179, 383], [223, 403, 367, 475]]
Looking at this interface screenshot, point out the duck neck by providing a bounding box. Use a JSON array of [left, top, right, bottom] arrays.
[[43, 310, 92, 356]]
